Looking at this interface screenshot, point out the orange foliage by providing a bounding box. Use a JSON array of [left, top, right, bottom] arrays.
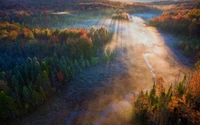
[[0, 22, 20, 32], [189, 73, 200, 97], [79, 29, 87, 38], [8, 24, 20, 31], [45, 28, 51, 37], [51, 35, 58, 42], [23, 28, 34, 39], [135, 94, 148, 112], [57, 72, 64, 82], [9, 30, 18, 40], [34, 29, 41, 36], [190, 110, 200, 124], [168, 96, 179, 112]]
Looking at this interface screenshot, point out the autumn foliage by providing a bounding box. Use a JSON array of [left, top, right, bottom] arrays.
[[0, 21, 111, 122], [189, 72, 200, 97], [134, 75, 200, 125], [57, 72, 64, 82], [149, 1, 200, 62]]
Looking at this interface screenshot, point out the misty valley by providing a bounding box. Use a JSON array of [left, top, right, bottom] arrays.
[[0, 0, 200, 125]]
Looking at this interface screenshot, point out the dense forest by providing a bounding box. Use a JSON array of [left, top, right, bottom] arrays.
[[149, 0, 200, 61], [133, 1, 200, 125], [0, 21, 112, 123], [134, 75, 200, 125], [0, 1, 163, 123], [0, 0, 200, 125]]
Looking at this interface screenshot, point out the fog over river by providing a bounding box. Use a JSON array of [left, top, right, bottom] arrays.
[[22, 13, 191, 125]]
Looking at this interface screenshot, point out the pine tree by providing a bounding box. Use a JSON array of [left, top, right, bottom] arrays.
[[32, 90, 40, 105], [16, 71, 24, 85], [41, 70, 50, 91], [86, 59, 90, 67], [74, 59, 82, 72], [82, 60, 85, 69], [39, 86, 46, 102], [0, 80, 8, 92], [149, 83, 156, 105], [36, 71, 42, 87], [0, 71, 6, 80], [79, 55, 85, 68], [53, 52, 59, 67], [11, 76, 19, 89], [41, 61, 48, 73], [32, 57, 40, 82], [51, 72, 56, 88], [22, 85, 30, 103]]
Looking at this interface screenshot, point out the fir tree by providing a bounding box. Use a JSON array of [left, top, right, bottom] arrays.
[[22, 85, 30, 103], [39, 86, 46, 102]]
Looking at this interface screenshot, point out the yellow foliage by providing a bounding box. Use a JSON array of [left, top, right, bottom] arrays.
[[9, 30, 18, 40], [168, 96, 179, 111], [156, 77, 165, 96], [34, 28, 41, 35], [178, 94, 187, 105], [45, 28, 51, 37], [0, 30, 9, 39]]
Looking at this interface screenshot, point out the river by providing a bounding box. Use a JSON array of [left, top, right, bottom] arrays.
[[21, 13, 191, 125]]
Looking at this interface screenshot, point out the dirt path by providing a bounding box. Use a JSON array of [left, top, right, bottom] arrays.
[[21, 13, 191, 125]]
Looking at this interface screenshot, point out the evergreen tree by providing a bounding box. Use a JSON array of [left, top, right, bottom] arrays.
[[0, 71, 6, 80], [53, 52, 59, 67], [22, 85, 30, 103], [16, 71, 24, 85], [41, 70, 50, 91], [86, 59, 90, 67], [32, 90, 40, 105], [0, 91, 16, 120], [39, 86, 46, 101]]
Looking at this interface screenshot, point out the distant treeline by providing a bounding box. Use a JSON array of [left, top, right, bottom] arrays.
[[0, 1, 161, 27], [0, 22, 111, 123], [149, 9, 200, 38]]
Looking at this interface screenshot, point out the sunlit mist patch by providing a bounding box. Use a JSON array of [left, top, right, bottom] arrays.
[[51, 11, 71, 15]]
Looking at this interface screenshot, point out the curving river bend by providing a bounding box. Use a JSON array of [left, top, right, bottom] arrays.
[[21, 13, 191, 125]]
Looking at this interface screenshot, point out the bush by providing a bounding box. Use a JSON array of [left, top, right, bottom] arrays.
[[91, 57, 99, 65]]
